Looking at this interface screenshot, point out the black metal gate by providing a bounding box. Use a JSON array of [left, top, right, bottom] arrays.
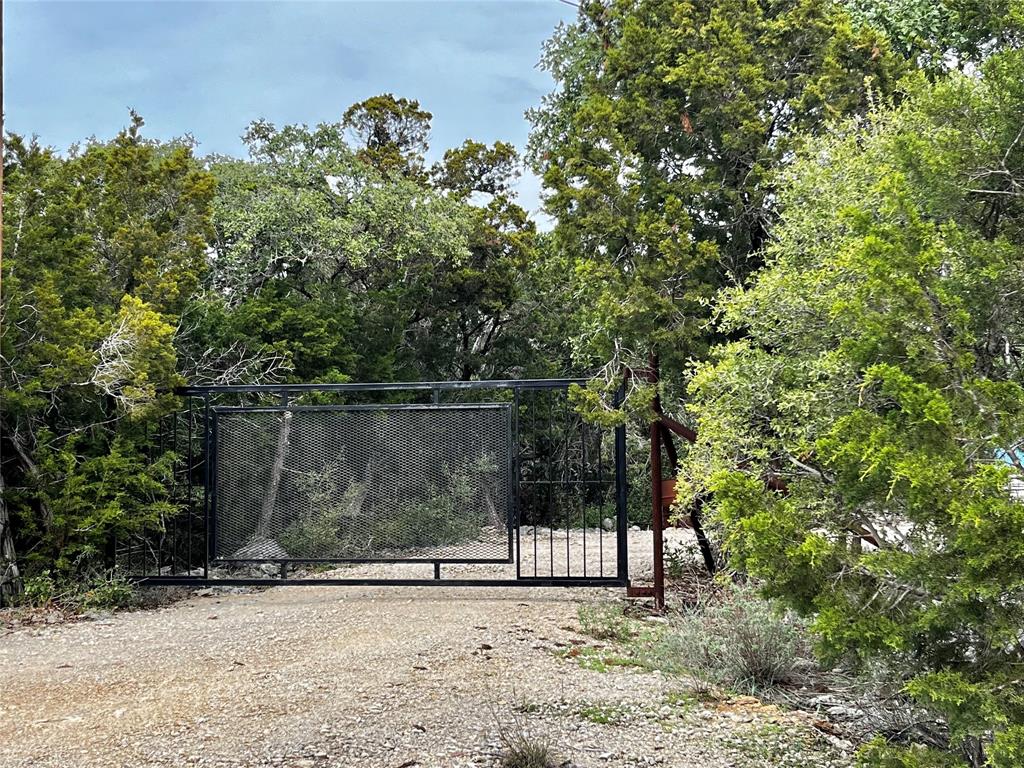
[[130, 379, 629, 588]]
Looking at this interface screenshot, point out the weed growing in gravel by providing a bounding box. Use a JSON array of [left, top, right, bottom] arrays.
[[572, 693, 696, 730], [495, 706, 556, 768], [512, 700, 542, 714], [577, 601, 634, 641], [557, 644, 641, 672], [579, 702, 632, 725], [662, 690, 698, 710], [720, 722, 851, 768]]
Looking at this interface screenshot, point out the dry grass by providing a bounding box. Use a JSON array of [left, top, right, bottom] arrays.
[[495, 704, 557, 768]]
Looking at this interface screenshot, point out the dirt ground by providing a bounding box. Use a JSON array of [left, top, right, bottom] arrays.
[[0, 532, 847, 768]]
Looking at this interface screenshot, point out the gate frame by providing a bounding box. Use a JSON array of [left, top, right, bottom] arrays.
[[138, 378, 630, 589]]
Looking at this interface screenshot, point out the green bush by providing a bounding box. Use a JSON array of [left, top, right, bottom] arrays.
[[643, 585, 815, 693], [79, 575, 137, 611], [13, 570, 136, 613], [22, 571, 58, 607], [677, 48, 1024, 766]]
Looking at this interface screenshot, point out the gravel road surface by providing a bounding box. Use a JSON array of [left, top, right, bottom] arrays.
[[1, 531, 845, 768]]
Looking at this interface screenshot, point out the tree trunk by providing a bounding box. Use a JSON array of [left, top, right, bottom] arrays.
[[10, 429, 54, 531], [258, 410, 292, 538], [0, 471, 23, 605]]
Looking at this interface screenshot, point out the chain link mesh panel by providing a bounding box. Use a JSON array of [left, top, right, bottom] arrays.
[[212, 404, 512, 562]]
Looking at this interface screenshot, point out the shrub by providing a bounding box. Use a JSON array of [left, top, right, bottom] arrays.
[[840, 660, 947, 751], [677, 52, 1024, 765], [12, 570, 136, 613], [22, 571, 58, 607], [644, 584, 815, 693], [79, 573, 137, 611]]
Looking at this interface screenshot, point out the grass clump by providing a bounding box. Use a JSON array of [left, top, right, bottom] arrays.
[[579, 702, 632, 725], [557, 644, 640, 672], [500, 736, 555, 768], [643, 584, 815, 694], [577, 601, 633, 641], [495, 706, 556, 768]]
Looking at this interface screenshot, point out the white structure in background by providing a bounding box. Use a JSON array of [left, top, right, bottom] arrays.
[[999, 448, 1024, 501]]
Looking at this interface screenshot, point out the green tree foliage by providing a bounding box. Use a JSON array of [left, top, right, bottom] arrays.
[[429, 140, 541, 379], [528, 0, 901, 396], [433, 139, 519, 196], [0, 99, 552, 583], [844, 0, 1024, 69], [205, 118, 469, 382], [1, 114, 215, 573], [206, 110, 542, 384], [679, 51, 1024, 766], [342, 93, 433, 180]]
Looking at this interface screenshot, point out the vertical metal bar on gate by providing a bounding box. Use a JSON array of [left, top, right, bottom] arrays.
[[563, 392, 570, 577], [142, 421, 149, 577], [507, 397, 516, 563], [531, 389, 538, 577], [159, 415, 166, 574], [614, 385, 629, 585], [598, 429, 604, 577], [187, 396, 194, 576], [202, 394, 211, 579], [547, 392, 555, 577], [209, 406, 219, 567], [650, 413, 665, 609], [171, 411, 178, 574], [513, 387, 521, 578], [581, 415, 587, 578]]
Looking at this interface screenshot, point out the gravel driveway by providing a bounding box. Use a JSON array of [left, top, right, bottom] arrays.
[[1, 534, 845, 768]]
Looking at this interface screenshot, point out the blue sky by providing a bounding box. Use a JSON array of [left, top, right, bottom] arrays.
[[4, 0, 574, 220]]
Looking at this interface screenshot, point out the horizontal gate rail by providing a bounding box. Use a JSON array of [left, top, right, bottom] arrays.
[[139, 576, 627, 588], [175, 378, 587, 395], [211, 403, 513, 413]]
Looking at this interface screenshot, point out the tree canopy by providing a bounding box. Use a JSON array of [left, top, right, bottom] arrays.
[[1, 114, 214, 572], [528, 0, 901, 395], [1, 99, 550, 584], [679, 49, 1024, 766]]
